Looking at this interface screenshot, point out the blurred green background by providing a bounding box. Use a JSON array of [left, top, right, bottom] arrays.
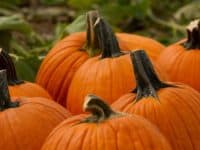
[[0, 0, 199, 81]]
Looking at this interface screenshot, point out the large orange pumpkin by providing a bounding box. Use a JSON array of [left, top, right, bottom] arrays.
[[112, 50, 200, 150], [157, 19, 200, 92], [36, 10, 164, 107], [0, 49, 51, 99], [0, 69, 71, 150], [66, 17, 166, 114], [42, 94, 172, 150]]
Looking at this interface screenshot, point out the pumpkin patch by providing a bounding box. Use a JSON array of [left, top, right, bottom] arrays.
[[0, 4, 199, 149], [36, 10, 165, 107]]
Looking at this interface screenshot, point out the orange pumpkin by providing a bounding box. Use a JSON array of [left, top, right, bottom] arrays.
[[112, 50, 200, 150], [36, 10, 164, 107], [42, 94, 172, 150], [116, 33, 164, 60], [0, 49, 51, 99], [157, 19, 200, 92], [0, 69, 71, 150], [66, 17, 166, 114]]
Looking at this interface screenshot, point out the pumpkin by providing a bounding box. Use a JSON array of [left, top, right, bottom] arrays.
[[116, 33, 164, 60], [112, 50, 200, 150], [0, 69, 71, 150], [42, 94, 172, 150], [0, 49, 51, 99], [157, 19, 200, 92], [66, 16, 166, 114], [36, 10, 164, 107]]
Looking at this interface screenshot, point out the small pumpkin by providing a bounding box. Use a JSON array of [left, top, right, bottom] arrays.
[[42, 94, 172, 150], [157, 19, 200, 92], [112, 50, 200, 150], [0, 69, 71, 150], [66, 16, 166, 114], [36, 10, 164, 107], [0, 49, 51, 99]]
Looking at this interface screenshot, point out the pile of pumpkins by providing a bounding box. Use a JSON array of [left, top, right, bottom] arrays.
[[1, 10, 200, 150]]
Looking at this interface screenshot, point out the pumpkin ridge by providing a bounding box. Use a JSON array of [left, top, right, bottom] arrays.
[[20, 98, 69, 118], [67, 60, 97, 111], [122, 118, 138, 149], [46, 51, 85, 96], [5, 112, 21, 150], [40, 49, 81, 87], [47, 42, 85, 56], [57, 54, 88, 104], [80, 127, 91, 149], [166, 93, 195, 149], [160, 90, 198, 149], [170, 88, 200, 123], [37, 41, 85, 74], [37, 48, 82, 85], [107, 121, 118, 149], [128, 117, 145, 149], [169, 49, 185, 80]]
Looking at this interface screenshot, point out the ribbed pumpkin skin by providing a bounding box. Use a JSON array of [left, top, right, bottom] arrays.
[[9, 82, 52, 99], [116, 33, 165, 60], [42, 114, 171, 150], [36, 32, 164, 107], [157, 43, 200, 92], [36, 32, 89, 106], [67, 54, 165, 114], [0, 97, 71, 150], [112, 84, 200, 150]]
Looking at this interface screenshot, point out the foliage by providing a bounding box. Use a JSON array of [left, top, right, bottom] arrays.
[[0, 0, 198, 81]]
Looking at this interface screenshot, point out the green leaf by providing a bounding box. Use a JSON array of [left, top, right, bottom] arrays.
[[65, 14, 86, 34], [12, 55, 41, 82], [13, 58, 35, 82], [11, 40, 30, 57], [0, 15, 32, 34], [174, 1, 200, 22], [54, 23, 68, 41]]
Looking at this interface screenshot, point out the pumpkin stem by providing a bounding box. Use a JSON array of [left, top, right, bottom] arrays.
[[85, 10, 123, 58], [0, 70, 19, 111], [131, 50, 172, 102], [183, 19, 200, 49], [80, 94, 118, 123], [85, 10, 100, 57], [0, 49, 24, 85]]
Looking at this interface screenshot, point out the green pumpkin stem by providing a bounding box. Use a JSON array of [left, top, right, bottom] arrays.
[[85, 10, 123, 58], [0, 70, 19, 111], [80, 94, 118, 123], [131, 50, 172, 102], [183, 19, 200, 49], [0, 49, 24, 85]]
